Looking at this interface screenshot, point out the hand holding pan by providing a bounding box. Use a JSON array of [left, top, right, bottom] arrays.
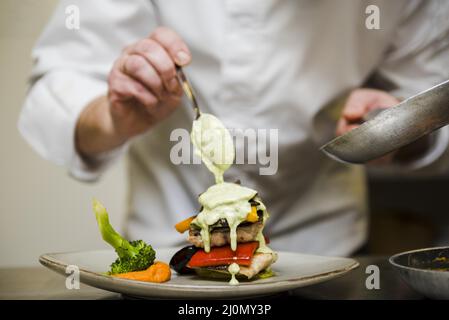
[[320, 79, 449, 164]]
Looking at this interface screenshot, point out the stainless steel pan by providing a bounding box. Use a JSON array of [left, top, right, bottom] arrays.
[[321, 80, 449, 164], [390, 246, 449, 299]]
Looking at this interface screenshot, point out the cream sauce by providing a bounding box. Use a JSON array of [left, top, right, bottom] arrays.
[[228, 263, 240, 285], [192, 182, 257, 252], [191, 113, 235, 184]]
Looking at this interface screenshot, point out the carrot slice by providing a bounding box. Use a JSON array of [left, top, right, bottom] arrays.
[[175, 215, 196, 233], [113, 261, 171, 283]]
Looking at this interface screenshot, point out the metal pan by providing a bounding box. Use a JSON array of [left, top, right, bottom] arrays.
[[389, 246, 449, 299], [321, 80, 449, 164]]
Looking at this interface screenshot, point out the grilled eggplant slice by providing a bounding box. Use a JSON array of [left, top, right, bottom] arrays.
[[169, 245, 198, 274]]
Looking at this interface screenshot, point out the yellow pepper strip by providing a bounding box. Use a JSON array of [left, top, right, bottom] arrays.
[[175, 215, 196, 233], [246, 206, 259, 223]]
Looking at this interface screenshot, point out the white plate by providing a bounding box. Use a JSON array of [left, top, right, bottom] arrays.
[[39, 248, 358, 299]]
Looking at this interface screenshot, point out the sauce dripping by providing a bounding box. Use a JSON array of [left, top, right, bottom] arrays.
[[191, 113, 234, 184], [190, 112, 274, 284]]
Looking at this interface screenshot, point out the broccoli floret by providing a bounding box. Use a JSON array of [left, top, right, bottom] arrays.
[[109, 240, 155, 274], [92, 199, 155, 274]]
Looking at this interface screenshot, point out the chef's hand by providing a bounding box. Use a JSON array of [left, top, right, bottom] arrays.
[[336, 88, 400, 164], [75, 27, 190, 158], [336, 88, 400, 136]]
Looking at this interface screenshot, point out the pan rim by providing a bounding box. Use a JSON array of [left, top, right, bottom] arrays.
[[389, 246, 449, 274]]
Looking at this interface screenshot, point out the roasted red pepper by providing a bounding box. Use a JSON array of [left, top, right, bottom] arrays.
[[187, 242, 259, 268]]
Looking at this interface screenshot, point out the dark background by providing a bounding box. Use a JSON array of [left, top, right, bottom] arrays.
[[368, 175, 449, 254]]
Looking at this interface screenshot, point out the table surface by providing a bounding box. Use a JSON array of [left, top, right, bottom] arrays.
[[0, 256, 423, 300]]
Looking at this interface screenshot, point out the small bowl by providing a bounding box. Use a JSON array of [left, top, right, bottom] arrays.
[[389, 246, 449, 299]]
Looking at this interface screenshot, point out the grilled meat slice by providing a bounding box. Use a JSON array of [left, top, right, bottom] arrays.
[[188, 221, 263, 248], [238, 252, 276, 279]]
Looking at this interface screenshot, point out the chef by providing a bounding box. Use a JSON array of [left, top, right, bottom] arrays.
[[18, 0, 449, 256]]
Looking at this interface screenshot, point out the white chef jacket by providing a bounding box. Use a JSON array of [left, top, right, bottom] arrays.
[[18, 0, 449, 256]]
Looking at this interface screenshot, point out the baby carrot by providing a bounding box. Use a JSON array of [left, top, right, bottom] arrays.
[[113, 261, 171, 283]]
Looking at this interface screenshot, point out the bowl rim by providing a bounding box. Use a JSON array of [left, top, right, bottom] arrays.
[[389, 246, 449, 274]]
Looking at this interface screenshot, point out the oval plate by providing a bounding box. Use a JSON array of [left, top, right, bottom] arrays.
[[40, 248, 358, 299], [389, 246, 449, 300]]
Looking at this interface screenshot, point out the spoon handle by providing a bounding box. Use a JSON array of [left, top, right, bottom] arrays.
[[176, 66, 201, 120]]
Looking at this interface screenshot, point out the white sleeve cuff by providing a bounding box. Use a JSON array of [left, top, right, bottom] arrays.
[[18, 70, 126, 181], [69, 141, 129, 182]]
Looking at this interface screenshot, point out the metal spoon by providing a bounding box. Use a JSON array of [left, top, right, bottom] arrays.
[[176, 65, 201, 119], [320, 79, 449, 164]]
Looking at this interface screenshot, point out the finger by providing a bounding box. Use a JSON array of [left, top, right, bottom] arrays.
[[130, 39, 179, 92], [343, 89, 400, 121], [150, 26, 191, 66], [109, 70, 158, 112], [345, 124, 359, 132], [336, 118, 359, 136], [369, 93, 400, 110], [342, 92, 371, 122], [153, 92, 182, 118], [336, 118, 346, 136], [120, 54, 164, 99]]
